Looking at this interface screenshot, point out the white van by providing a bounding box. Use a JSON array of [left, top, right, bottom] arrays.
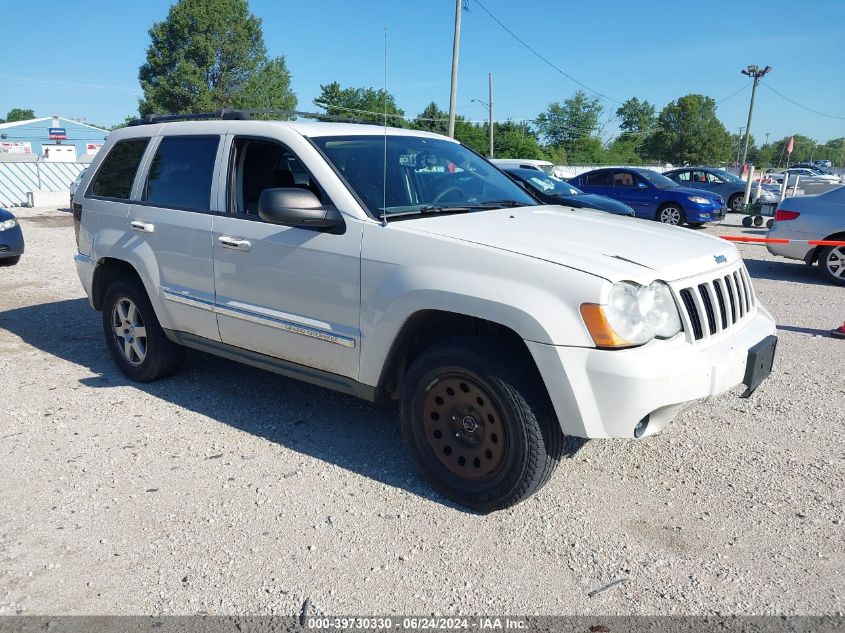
[[489, 158, 554, 175]]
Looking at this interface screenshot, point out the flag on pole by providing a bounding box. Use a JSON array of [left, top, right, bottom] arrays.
[[786, 136, 794, 154]]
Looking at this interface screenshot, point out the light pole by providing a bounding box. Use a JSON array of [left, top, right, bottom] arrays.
[[471, 96, 493, 158], [736, 127, 745, 169], [739, 64, 772, 169]]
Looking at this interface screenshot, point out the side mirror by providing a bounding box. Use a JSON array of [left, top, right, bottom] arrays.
[[637, 181, 648, 189], [258, 188, 345, 233]]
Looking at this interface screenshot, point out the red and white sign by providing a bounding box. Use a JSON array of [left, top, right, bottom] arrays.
[[86, 143, 103, 155], [0, 141, 33, 154]]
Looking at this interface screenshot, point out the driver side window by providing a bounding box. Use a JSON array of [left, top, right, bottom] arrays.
[[228, 138, 325, 216]]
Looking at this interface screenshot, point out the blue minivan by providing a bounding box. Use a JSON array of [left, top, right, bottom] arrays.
[[569, 167, 726, 226]]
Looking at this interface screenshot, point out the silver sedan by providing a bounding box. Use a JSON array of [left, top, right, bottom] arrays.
[[767, 186, 845, 285]]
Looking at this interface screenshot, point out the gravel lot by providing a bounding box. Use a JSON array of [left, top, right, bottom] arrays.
[[0, 206, 842, 616]]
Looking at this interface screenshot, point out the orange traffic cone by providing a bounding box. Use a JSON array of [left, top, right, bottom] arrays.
[[832, 322, 845, 339]]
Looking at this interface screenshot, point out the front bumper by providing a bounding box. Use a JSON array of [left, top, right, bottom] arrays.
[[0, 226, 24, 258], [691, 204, 726, 222], [527, 304, 777, 439]]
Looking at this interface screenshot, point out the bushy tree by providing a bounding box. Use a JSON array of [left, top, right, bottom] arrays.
[[647, 94, 732, 165], [535, 91, 603, 151], [3, 108, 35, 123], [138, 0, 296, 116], [616, 97, 656, 137], [314, 82, 405, 126], [412, 102, 448, 135]]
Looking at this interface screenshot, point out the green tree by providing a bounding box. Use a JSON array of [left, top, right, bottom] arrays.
[[616, 97, 656, 137], [491, 120, 545, 159], [535, 91, 603, 152], [4, 108, 35, 123], [138, 0, 296, 116], [314, 82, 405, 126], [647, 94, 732, 165], [411, 102, 448, 135]]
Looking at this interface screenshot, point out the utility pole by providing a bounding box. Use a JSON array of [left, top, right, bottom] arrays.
[[739, 64, 772, 169], [765, 132, 770, 147], [736, 127, 745, 169], [447, 0, 462, 138]]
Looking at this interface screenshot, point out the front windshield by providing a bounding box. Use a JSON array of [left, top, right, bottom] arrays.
[[713, 169, 743, 183], [311, 135, 536, 217], [521, 173, 582, 196], [637, 170, 678, 188]]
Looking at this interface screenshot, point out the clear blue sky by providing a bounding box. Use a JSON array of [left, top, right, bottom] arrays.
[[2, 0, 844, 145]]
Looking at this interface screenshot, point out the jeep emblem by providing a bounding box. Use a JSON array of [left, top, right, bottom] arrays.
[[714, 254, 727, 264]]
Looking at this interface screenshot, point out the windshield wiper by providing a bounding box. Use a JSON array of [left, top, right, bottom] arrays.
[[385, 200, 530, 221]]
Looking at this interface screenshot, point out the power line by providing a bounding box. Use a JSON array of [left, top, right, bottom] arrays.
[[760, 82, 845, 120], [715, 82, 750, 105], [471, 0, 624, 105]]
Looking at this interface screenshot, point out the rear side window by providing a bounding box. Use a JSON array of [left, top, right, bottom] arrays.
[[89, 139, 149, 199], [585, 171, 612, 186], [143, 136, 219, 210]]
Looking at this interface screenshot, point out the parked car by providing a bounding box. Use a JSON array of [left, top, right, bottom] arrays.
[[73, 116, 777, 511], [766, 185, 845, 285], [664, 167, 779, 211], [767, 167, 843, 186], [489, 158, 554, 175], [0, 207, 24, 266], [69, 169, 87, 207], [502, 167, 635, 216], [569, 167, 726, 226], [813, 159, 833, 169]]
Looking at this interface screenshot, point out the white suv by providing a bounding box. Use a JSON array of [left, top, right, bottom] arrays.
[[73, 115, 777, 511]]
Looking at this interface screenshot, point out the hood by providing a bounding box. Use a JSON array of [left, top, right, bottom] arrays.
[[401, 205, 740, 283], [670, 186, 722, 200], [564, 193, 635, 216], [0, 207, 15, 221]]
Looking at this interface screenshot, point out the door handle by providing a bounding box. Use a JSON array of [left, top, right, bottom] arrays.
[[217, 236, 251, 252], [130, 220, 155, 233]]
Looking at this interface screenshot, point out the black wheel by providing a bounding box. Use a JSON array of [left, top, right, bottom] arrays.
[[102, 277, 184, 381], [766, 219, 774, 229], [728, 193, 744, 213], [753, 215, 764, 226], [0, 256, 20, 266], [742, 216, 753, 227], [400, 338, 564, 512], [819, 245, 845, 286], [656, 204, 685, 226]]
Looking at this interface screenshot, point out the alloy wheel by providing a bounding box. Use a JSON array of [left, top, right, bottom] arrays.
[[111, 297, 147, 365], [659, 207, 682, 225], [824, 247, 845, 280]]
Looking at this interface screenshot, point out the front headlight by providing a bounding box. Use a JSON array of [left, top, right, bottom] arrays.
[[580, 281, 682, 348], [0, 219, 17, 231], [687, 196, 710, 204]]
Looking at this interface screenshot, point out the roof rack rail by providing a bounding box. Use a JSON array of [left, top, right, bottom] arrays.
[[127, 109, 384, 127], [128, 109, 251, 126]]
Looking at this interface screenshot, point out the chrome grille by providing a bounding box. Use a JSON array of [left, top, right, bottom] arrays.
[[674, 263, 756, 343]]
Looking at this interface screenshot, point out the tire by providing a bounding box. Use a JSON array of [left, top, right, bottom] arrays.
[[0, 256, 20, 266], [742, 216, 753, 227], [399, 337, 564, 512], [102, 277, 184, 381], [656, 204, 685, 226], [819, 245, 845, 286], [766, 219, 774, 229], [753, 215, 764, 226], [728, 194, 744, 212]]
